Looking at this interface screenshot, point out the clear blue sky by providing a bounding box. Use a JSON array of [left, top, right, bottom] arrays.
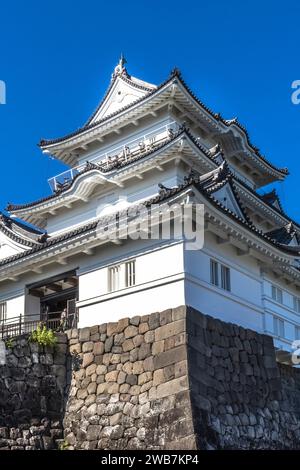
[[1, 1, 300, 221]]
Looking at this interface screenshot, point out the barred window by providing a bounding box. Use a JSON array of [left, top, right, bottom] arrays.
[[210, 259, 219, 286], [273, 317, 284, 338], [271, 285, 283, 304], [0, 302, 7, 323], [108, 265, 121, 292], [125, 260, 136, 288], [221, 265, 231, 292], [294, 296, 300, 313], [108, 260, 136, 292]]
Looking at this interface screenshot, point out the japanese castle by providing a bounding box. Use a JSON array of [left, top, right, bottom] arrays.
[[0, 56, 299, 360]]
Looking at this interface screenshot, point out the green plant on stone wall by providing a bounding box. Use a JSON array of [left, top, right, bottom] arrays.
[[59, 439, 70, 451], [5, 338, 14, 349], [29, 324, 57, 347]]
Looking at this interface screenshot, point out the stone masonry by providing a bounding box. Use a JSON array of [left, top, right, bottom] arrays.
[[64, 307, 194, 450], [0, 333, 67, 450], [1, 305, 300, 450]]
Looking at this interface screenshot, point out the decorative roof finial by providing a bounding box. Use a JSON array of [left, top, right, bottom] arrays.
[[119, 53, 127, 68], [112, 53, 128, 79]]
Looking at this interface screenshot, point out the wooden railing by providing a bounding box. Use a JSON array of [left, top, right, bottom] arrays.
[[0, 312, 78, 340]]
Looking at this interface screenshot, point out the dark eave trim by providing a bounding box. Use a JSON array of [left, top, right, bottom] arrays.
[[8, 127, 212, 213], [0, 173, 299, 269]]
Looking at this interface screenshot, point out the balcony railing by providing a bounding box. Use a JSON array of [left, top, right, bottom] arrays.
[[0, 312, 78, 340], [48, 121, 179, 193]]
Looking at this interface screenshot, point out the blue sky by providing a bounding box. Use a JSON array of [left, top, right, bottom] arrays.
[[1, 0, 300, 221]]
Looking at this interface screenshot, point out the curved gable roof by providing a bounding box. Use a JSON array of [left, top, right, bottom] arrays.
[[39, 68, 288, 181], [0, 213, 44, 247]]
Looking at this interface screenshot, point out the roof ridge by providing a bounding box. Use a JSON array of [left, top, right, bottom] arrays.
[[1, 165, 299, 268], [39, 72, 172, 148], [234, 175, 300, 232], [9, 127, 213, 213]]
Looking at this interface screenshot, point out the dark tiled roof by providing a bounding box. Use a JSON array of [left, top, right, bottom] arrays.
[[38, 69, 288, 178], [0, 213, 45, 247], [39, 71, 172, 148], [260, 189, 284, 213], [233, 175, 300, 233], [265, 222, 299, 245], [174, 74, 288, 177], [1, 164, 299, 269], [8, 127, 212, 213]]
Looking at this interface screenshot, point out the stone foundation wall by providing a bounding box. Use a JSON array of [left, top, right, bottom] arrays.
[[1, 306, 300, 450], [64, 308, 194, 449], [0, 333, 67, 450], [187, 308, 300, 449]]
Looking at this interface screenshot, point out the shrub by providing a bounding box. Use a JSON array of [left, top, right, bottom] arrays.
[[5, 338, 14, 349], [59, 439, 69, 450], [29, 324, 57, 347]]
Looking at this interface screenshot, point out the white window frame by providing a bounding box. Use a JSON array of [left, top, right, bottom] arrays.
[[0, 301, 7, 323], [294, 296, 300, 313], [271, 285, 283, 304], [210, 259, 231, 292], [295, 325, 300, 340], [108, 265, 121, 292], [221, 264, 231, 292], [108, 260, 136, 292], [210, 259, 219, 286], [273, 316, 285, 338], [125, 260, 136, 288]]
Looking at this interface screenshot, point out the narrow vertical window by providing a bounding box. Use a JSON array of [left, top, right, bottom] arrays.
[[0, 302, 7, 323], [279, 319, 285, 338], [273, 317, 278, 336], [273, 317, 285, 338], [125, 260, 136, 287], [221, 265, 231, 292], [210, 259, 219, 286], [295, 325, 300, 340], [109, 265, 120, 292], [271, 285, 283, 304], [277, 288, 283, 304], [294, 297, 300, 313]]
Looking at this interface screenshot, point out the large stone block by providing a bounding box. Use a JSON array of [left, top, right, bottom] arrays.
[[82, 341, 94, 353], [155, 376, 189, 400], [124, 326, 139, 339], [79, 328, 90, 342], [122, 339, 135, 352], [154, 345, 187, 370], [93, 342, 105, 356], [155, 320, 185, 342], [138, 343, 151, 361], [82, 353, 94, 368]]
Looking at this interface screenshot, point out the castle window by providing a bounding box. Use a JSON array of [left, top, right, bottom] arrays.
[[210, 259, 231, 292], [294, 296, 300, 313], [210, 260, 219, 286], [125, 260, 136, 288], [273, 316, 284, 338], [108, 265, 121, 292], [0, 302, 7, 323], [271, 285, 283, 304], [221, 265, 231, 292], [108, 260, 136, 292]]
